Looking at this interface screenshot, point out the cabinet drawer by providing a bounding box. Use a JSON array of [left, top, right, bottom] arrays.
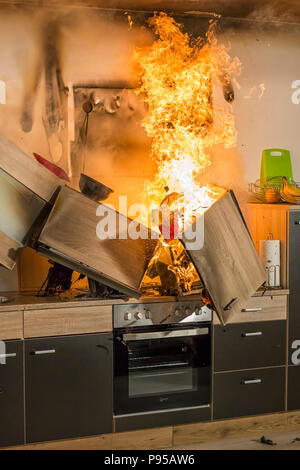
[[0, 311, 23, 340], [214, 320, 286, 371], [214, 295, 287, 324], [213, 366, 285, 420], [24, 305, 112, 337]]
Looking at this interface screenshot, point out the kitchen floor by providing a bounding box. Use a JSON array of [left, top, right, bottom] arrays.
[[168, 430, 300, 450]]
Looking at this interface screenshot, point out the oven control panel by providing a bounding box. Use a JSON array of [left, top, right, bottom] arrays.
[[113, 301, 212, 329]]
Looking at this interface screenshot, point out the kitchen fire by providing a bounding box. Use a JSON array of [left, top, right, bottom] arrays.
[[0, 0, 299, 454]]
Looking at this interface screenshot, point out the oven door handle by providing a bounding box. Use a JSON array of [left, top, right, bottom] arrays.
[[123, 328, 209, 342]]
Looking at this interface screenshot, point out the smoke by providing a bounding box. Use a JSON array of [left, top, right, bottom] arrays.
[[247, 4, 297, 25], [0, 5, 153, 198]]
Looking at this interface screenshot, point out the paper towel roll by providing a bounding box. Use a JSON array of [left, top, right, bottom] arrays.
[[259, 240, 280, 287]]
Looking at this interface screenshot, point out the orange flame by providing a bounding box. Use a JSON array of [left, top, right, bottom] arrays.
[[132, 12, 241, 230]]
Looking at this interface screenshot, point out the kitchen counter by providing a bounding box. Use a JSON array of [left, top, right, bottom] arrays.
[[0, 288, 289, 313]]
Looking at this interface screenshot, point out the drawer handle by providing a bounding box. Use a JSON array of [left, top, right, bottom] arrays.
[[241, 378, 262, 385], [96, 345, 109, 355], [31, 349, 56, 355], [242, 308, 262, 312], [0, 353, 17, 359], [223, 298, 239, 311], [242, 331, 263, 337]]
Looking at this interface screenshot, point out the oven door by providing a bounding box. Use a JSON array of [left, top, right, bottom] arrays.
[[114, 324, 211, 415]]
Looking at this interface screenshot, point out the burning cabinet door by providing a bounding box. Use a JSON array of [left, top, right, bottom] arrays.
[[37, 186, 158, 298], [181, 191, 266, 325]]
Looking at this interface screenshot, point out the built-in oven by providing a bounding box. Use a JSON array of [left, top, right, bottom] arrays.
[[113, 301, 211, 416]]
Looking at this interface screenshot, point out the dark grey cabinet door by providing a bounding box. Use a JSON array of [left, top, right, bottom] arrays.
[[0, 340, 24, 447], [288, 365, 300, 411], [214, 320, 286, 372], [25, 333, 113, 443], [213, 366, 285, 420], [289, 211, 300, 365]]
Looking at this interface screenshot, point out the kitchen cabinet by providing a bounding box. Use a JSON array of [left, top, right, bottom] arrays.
[[288, 366, 300, 411], [213, 366, 285, 420], [288, 210, 300, 365], [246, 204, 300, 365], [25, 333, 113, 443], [213, 318, 287, 420], [0, 340, 24, 447], [214, 320, 286, 372]]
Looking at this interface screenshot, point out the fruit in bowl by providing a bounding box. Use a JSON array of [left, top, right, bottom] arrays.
[[264, 188, 281, 203]]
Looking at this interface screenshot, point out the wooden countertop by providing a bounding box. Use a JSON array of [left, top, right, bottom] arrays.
[[0, 288, 289, 313]]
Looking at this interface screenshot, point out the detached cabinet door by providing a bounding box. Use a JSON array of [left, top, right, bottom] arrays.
[[0, 340, 24, 447], [25, 333, 113, 443], [182, 191, 266, 325]]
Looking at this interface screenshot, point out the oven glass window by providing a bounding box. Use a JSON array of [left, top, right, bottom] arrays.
[[114, 325, 211, 415], [128, 337, 201, 397]]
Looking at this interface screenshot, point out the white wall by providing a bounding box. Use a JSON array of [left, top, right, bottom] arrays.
[[223, 25, 300, 183]]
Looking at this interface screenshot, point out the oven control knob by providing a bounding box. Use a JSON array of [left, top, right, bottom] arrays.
[[195, 307, 201, 315], [135, 312, 144, 320], [145, 309, 151, 319], [185, 307, 191, 315], [174, 308, 180, 316], [124, 312, 132, 321]]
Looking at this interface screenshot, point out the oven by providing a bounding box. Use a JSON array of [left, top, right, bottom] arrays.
[[113, 301, 211, 416]]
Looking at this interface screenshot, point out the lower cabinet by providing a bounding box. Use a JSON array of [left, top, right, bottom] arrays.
[[0, 340, 24, 447], [25, 333, 113, 443], [213, 366, 285, 420], [288, 365, 300, 411]]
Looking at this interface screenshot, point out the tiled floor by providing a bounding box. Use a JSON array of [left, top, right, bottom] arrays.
[[169, 430, 300, 450]]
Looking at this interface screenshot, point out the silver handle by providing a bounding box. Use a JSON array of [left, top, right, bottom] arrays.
[[241, 378, 262, 385], [224, 297, 239, 311], [0, 353, 16, 359], [242, 308, 262, 312], [123, 328, 209, 342], [242, 331, 263, 337], [32, 349, 56, 355]]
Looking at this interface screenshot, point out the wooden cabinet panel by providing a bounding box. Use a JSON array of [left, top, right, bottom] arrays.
[[183, 192, 266, 325], [0, 311, 23, 340], [0, 135, 60, 203], [24, 305, 112, 337], [0, 231, 23, 270], [214, 294, 287, 324], [246, 204, 289, 288], [25, 333, 113, 443]]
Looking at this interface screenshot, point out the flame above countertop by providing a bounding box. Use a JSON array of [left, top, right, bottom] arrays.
[[131, 12, 241, 231]]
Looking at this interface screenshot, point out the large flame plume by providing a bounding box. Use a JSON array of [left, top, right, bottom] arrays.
[[132, 12, 241, 230]]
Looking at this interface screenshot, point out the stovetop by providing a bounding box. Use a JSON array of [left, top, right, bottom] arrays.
[[113, 300, 212, 329]]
